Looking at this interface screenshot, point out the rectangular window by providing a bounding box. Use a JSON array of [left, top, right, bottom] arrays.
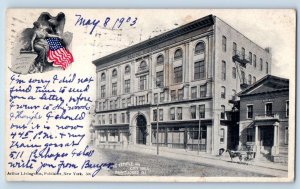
[[221, 86, 226, 99], [220, 128, 225, 143], [222, 36, 226, 52], [241, 47, 245, 59], [156, 71, 164, 87], [247, 128, 254, 142], [124, 79, 130, 93], [114, 99, 118, 109], [200, 85, 207, 98], [249, 52, 252, 65], [140, 76, 147, 90], [102, 115, 105, 124], [241, 71, 246, 84], [153, 109, 157, 121], [122, 99, 126, 108], [170, 108, 175, 120], [199, 105, 205, 118], [233, 42, 237, 56], [232, 67, 236, 79], [191, 86, 197, 99], [174, 66, 183, 83], [159, 109, 163, 121], [253, 76, 256, 83], [127, 97, 131, 107], [138, 96, 145, 105], [101, 85, 106, 98], [121, 113, 125, 123], [98, 102, 102, 111], [98, 115, 102, 125], [286, 101, 289, 117], [171, 90, 177, 101], [126, 112, 130, 123], [253, 54, 257, 67], [110, 100, 113, 110], [232, 89, 236, 99], [178, 88, 184, 100], [191, 106, 196, 119], [112, 83, 117, 96], [103, 101, 106, 110], [177, 107, 182, 120], [266, 103, 273, 116], [221, 61, 226, 80], [154, 93, 158, 104], [248, 74, 252, 85], [109, 114, 112, 124], [247, 105, 253, 119], [260, 58, 263, 71], [160, 92, 164, 103], [221, 105, 225, 119], [266, 62, 269, 74], [194, 61, 205, 80], [113, 114, 117, 123]]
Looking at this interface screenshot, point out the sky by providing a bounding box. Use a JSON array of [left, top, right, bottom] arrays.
[[80, 9, 295, 79], [7, 9, 295, 79]]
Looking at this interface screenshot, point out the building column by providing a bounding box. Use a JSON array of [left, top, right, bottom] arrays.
[[164, 48, 170, 87], [255, 125, 260, 155], [272, 123, 279, 155], [184, 42, 190, 83]]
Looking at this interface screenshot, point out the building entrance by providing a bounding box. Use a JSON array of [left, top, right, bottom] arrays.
[[136, 115, 147, 145]]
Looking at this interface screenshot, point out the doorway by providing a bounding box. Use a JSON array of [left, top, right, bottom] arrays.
[[136, 115, 147, 145]]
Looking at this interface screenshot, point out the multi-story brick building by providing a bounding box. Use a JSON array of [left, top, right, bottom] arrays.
[[91, 15, 271, 155], [238, 75, 289, 162]]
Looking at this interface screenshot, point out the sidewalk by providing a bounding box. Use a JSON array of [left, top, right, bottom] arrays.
[[97, 144, 288, 177]]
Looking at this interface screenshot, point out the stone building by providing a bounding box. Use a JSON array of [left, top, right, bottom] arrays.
[[91, 15, 271, 155], [238, 75, 289, 162]]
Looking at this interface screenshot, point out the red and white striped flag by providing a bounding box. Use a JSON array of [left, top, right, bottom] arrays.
[[47, 37, 74, 70]]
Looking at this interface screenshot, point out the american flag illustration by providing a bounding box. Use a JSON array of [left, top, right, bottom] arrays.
[[47, 37, 74, 70]]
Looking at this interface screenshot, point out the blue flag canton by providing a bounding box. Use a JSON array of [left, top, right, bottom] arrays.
[[47, 38, 64, 51]]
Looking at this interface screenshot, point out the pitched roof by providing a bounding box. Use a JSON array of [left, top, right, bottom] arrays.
[[238, 75, 289, 97]]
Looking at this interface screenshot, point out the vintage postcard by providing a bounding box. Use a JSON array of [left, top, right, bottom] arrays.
[[5, 9, 296, 182]]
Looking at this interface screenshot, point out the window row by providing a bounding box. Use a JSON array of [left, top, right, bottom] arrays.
[[222, 35, 269, 73], [99, 42, 206, 82], [155, 105, 206, 122], [231, 67, 257, 84], [246, 101, 289, 119], [170, 85, 207, 102], [97, 113, 130, 125], [98, 98, 131, 111]]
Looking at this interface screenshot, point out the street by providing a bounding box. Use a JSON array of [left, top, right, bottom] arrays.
[[91, 147, 273, 177]]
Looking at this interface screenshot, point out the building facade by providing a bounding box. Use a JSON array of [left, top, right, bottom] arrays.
[[91, 15, 272, 155], [238, 75, 289, 162]]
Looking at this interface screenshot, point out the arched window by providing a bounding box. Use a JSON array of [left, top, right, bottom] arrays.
[[139, 61, 147, 71], [101, 72, 106, 81], [174, 48, 183, 60], [112, 69, 117, 78], [157, 55, 164, 65], [195, 42, 205, 54], [125, 65, 130, 74]]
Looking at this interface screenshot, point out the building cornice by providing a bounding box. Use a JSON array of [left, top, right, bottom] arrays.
[[92, 15, 215, 67]]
